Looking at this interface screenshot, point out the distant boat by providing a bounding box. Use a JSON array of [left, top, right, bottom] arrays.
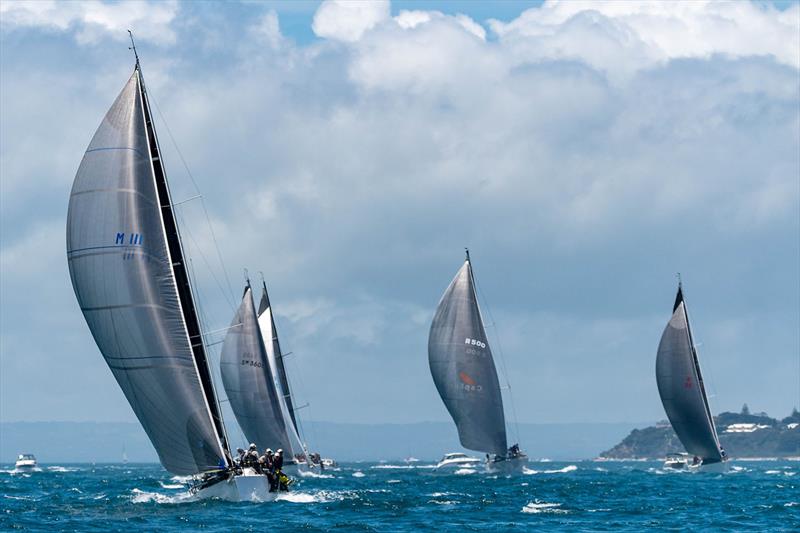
[[428, 250, 528, 472], [656, 280, 728, 470], [66, 38, 273, 500], [434, 452, 481, 471], [15, 454, 36, 470], [220, 280, 312, 470]]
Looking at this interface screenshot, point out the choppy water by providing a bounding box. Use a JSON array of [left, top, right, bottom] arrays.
[[2, 461, 798, 531]]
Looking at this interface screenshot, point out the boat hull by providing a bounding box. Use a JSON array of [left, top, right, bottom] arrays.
[[486, 454, 529, 474], [194, 471, 277, 501]]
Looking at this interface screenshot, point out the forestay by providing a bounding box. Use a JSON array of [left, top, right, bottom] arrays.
[[656, 286, 723, 463], [66, 69, 228, 475], [220, 286, 291, 453], [428, 259, 507, 456]]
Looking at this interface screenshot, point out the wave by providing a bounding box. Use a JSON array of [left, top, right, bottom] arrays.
[[522, 501, 568, 514], [370, 464, 416, 470], [297, 469, 334, 479], [47, 466, 78, 473], [130, 488, 195, 504], [352, 471, 365, 478], [454, 468, 476, 475], [523, 465, 578, 475], [386, 479, 402, 484], [159, 481, 185, 489]]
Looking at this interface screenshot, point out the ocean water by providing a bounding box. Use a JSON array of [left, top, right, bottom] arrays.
[[1, 460, 798, 531]]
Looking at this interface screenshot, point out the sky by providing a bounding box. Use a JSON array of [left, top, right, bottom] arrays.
[[1, 0, 798, 431]]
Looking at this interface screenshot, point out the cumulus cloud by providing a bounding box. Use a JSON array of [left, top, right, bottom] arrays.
[[489, 0, 800, 80], [312, 0, 390, 42], [0, 0, 179, 45]]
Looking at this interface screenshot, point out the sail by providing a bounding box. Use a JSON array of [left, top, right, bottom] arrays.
[[257, 285, 298, 432], [257, 287, 308, 460], [428, 259, 507, 455], [66, 69, 228, 475], [656, 286, 723, 463], [220, 286, 291, 453]]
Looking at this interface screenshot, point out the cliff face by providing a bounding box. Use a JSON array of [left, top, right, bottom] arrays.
[[600, 411, 800, 459]]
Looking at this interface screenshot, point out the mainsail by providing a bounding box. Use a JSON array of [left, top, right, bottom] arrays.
[[66, 65, 230, 475], [656, 284, 724, 463], [257, 283, 308, 459], [220, 284, 291, 453], [428, 253, 507, 456]]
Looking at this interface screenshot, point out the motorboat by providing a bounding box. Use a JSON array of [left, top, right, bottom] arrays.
[[663, 453, 697, 470], [15, 454, 36, 469], [435, 452, 481, 470]]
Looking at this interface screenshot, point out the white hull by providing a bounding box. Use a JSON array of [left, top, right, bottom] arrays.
[[435, 453, 482, 471], [663, 457, 729, 473], [194, 470, 277, 502], [14, 461, 37, 469]]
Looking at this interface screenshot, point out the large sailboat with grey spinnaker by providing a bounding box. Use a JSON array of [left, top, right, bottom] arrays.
[[66, 39, 274, 500], [220, 279, 311, 471], [656, 279, 727, 471], [428, 250, 527, 472]]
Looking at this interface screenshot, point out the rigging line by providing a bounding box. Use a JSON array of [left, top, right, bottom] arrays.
[[273, 312, 317, 452], [174, 207, 236, 312], [473, 273, 522, 447], [148, 89, 236, 307]]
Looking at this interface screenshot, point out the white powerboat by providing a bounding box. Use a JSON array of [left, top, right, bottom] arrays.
[[435, 452, 481, 470], [663, 453, 697, 470], [15, 454, 37, 469]]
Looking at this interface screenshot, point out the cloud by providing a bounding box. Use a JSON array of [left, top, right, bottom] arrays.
[[312, 0, 390, 43], [0, 0, 179, 45], [1, 1, 798, 425], [488, 0, 800, 81]]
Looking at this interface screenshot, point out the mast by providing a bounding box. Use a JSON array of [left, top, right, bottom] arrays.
[[133, 46, 231, 463]]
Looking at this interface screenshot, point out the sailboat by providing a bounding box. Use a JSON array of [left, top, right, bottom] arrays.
[[656, 280, 728, 471], [428, 250, 528, 473], [66, 40, 273, 500], [220, 280, 311, 471]]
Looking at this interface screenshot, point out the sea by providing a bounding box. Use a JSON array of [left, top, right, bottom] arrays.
[[1, 460, 798, 531]]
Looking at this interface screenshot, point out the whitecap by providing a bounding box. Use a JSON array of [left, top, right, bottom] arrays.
[[523, 465, 577, 475], [297, 469, 334, 479], [386, 479, 401, 484], [159, 482, 185, 489], [352, 471, 365, 478], [784, 502, 799, 507], [454, 468, 476, 475], [48, 466, 77, 473], [765, 470, 781, 474], [130, 488, 194, 504], [370, 464, 415, 470], [522, 501, 568, 514], [276, 492, 318, 503]]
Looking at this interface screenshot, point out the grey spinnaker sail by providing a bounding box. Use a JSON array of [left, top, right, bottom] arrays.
[[656, 285, 723, 463], [220, 286, 291, 453], [428, 257, 507, 455], [257, 285, 298, 432], [66, 68, 229, 475]]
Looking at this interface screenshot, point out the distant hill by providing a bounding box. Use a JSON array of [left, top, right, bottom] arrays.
[[600, 409, 800, 459], [0, 420, 645, 463]]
